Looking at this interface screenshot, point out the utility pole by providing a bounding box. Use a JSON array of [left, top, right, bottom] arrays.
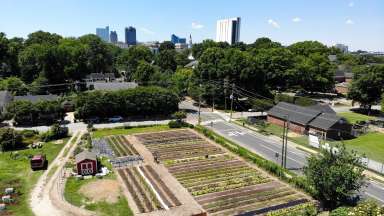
[[281, 120, 286, 167], [284, 119, 290, 169], [212, 83, 215, 112], [230, 83, 235, 121], [198, 83, 202, 125], [224, 78, 229, 111]]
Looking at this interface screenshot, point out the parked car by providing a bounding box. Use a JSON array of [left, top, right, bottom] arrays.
[[30, 154, 47, 170], [108, 116, 123, 123], [86, 117, 100, 123]]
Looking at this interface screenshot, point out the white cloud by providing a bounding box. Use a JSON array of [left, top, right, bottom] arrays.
[[348, 2, 355, 7], [346, 19, 354, 25], [139, 27, 155, 35], [191, 22, 204, 29], [292, 17, 302, 23], [268, 19, 280, 28]]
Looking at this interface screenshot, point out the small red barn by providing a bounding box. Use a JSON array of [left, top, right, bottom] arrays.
[[75, 151, 97, 176]]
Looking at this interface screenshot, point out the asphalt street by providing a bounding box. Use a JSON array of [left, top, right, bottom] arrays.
[[199, 112, 384, 204]]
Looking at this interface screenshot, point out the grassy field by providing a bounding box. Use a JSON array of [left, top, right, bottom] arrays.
[[339, 112, 375, 123], [64, 176, 133, 216], [92, 124, 171, 138], [342, 132, 384, 163], [0, 138, 69, 216]]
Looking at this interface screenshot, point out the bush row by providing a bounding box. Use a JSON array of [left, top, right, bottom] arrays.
[[194, 126, 316, 197]]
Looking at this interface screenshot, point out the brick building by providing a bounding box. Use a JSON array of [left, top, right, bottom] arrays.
[[267, 102, 351, 139]]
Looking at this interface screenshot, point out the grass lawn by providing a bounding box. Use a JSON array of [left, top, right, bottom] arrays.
[[92, 124, 171, 138], [0, 137, 69, 216], [339, 112, 375, 124], [342, 132, 384, 163], [64, 176, 133, 216]]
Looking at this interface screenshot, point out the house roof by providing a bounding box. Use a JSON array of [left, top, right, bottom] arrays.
[[185, 60, 198, 68], [14, 94, 59, 103], [75, 151, 96, 163], [308, 104, 336, 114], [268, 102, 321, 125], [308, 113, 345, 130], [87, 82, 138, 91], [0, 91, 12, 109]]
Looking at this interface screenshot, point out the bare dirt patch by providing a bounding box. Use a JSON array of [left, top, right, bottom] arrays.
[[79, 179, 120, 204], [54, 139, 64, 144]]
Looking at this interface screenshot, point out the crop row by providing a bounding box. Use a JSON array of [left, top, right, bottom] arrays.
[[140, 165, 182, 208], [117, 167, 162, 213], [107, 135, 139, 156], [137, 130, 309, 215]]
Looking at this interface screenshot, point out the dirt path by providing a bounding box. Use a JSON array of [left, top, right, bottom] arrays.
[[30, 130, 95, 216]]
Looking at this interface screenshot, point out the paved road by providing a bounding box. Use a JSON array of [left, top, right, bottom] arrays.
[[198, 112, 384, 204]]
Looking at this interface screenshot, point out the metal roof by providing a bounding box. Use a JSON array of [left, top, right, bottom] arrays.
[[14, 94, 59, 103], [308, 104, 336, 114], [308, 113, 345, 130], [267, 102, 321, 125], [75, 151, 97, 163]]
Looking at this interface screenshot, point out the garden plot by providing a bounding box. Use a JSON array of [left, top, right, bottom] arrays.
[[117, 167, 163, 213], [135, 130, 310, 215], [107, 135, 140, 157], [135, 131, 225, 160]]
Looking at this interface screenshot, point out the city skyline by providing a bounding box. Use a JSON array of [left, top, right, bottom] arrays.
[[1, 0, 383, 51]]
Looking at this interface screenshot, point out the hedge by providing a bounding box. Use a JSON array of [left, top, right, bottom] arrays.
[[75, 86, 180, 119], [194, 126, 316, 197]]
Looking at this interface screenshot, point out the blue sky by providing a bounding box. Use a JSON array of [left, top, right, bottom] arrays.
[[1, 0, 383, 51]]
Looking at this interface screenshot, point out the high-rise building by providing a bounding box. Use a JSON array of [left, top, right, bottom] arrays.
[[216, 17, 241, 45], [171, 34, 186, 44], [110, 31, 118, 43], [125, 27, 136, 45], [96, 26, 110, 42], [335, 44, 349, 54]]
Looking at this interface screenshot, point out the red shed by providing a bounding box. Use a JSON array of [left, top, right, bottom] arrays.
[[75, 151, 97, 176]]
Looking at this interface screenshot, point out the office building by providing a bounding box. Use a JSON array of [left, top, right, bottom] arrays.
[[110, 31, 118, 43], [216, 17, 241, 44], [96, 26, 110, 42], [125, 27, 137, 45], [171, 34, 186, 44], [335, 44, 349, 53]]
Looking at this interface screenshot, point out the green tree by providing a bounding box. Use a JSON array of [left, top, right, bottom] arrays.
[[0, 77, 28, 95], [117, 45, 153, 79], [348, 65, 384, 111], [18, 43, 49, 83], [288, 40, 330, 56], [25, 30, 62, 46], [248, 37, 281, 50], [156, 49, 177, 72], [159, 41, 175, 52], [171, 68, 193, 96], [304, 145, 365, 209], [79, 34, 113, 74], [133, 61, 158, 84], [0, 128, 23, 152]]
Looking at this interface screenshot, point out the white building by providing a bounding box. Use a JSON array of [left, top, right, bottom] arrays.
[[216, 17, 241, 45], [335, 44, 349, 54]]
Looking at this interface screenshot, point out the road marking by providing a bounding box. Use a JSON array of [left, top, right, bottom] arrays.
[[211, 124, 306, 167], [365, 191, 384, 203]]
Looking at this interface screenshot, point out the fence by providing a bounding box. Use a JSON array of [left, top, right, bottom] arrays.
[[308, 134, 384, 174]]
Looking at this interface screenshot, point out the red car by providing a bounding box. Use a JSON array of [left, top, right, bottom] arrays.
[[30, 154, 47, 170]]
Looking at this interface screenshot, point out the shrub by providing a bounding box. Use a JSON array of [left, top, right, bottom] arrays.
[[0, 128, 24, 152], [40, 124, 69, 142], [168, 120, 192, 128], [20, 129, 39, 138]]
